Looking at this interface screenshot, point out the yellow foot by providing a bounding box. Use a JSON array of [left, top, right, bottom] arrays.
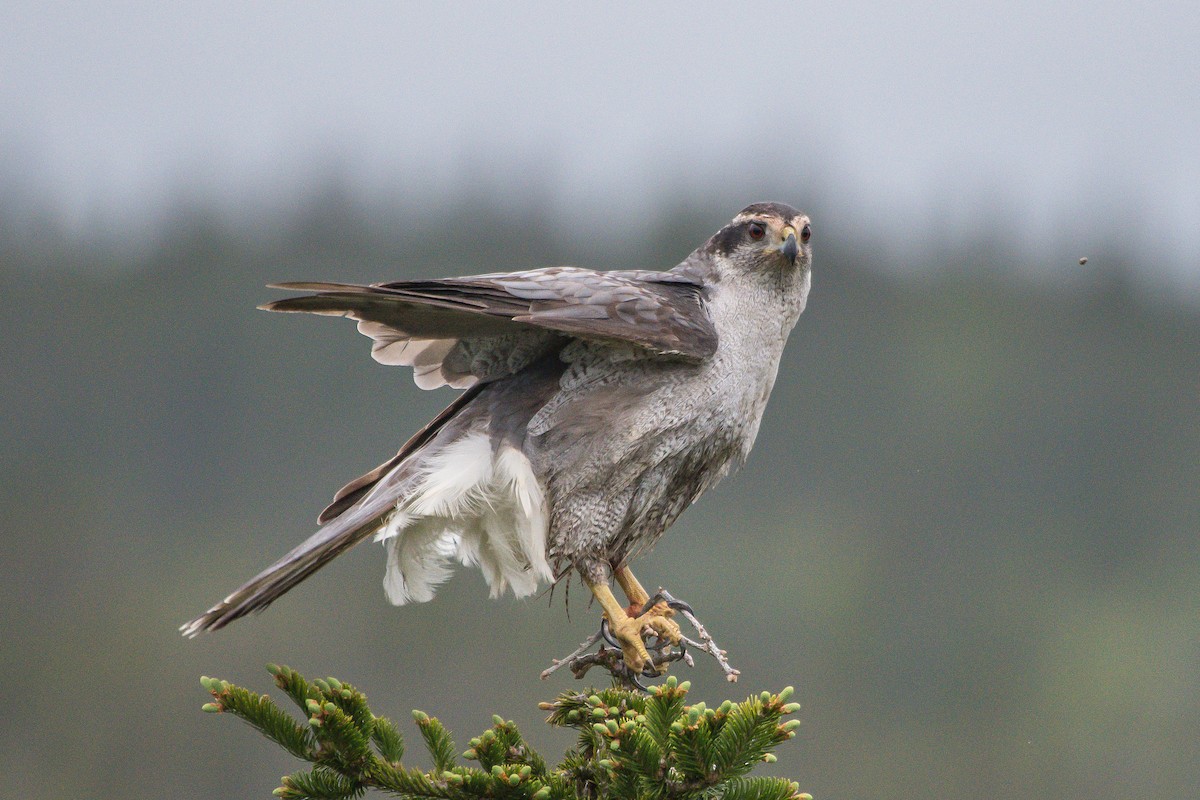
[[631, 600, 683, 648], [615, 565, 683, 655], [589, 567, 686, 675], [605, 612, 656, 674], [609, 599, 686, 676]]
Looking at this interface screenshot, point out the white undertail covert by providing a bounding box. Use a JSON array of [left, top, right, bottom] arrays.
[[373, 432, 552, 604]]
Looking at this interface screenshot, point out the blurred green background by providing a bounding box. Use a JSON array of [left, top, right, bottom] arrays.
[[3, 190, 1197, 798], [2, 4, 1199, 799]]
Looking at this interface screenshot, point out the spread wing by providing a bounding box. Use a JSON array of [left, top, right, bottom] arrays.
[[261, 266, 717, 390]]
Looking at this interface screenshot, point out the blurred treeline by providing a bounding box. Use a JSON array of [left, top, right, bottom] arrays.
[[1, 188, 1197, 800]]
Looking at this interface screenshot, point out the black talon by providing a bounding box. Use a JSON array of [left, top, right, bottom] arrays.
[[638, 588, 695, 617], [656, 589, 695, 615], [600, 618, 621, 649], [666, 598, 694, 614], [639, 591, 668, 616]]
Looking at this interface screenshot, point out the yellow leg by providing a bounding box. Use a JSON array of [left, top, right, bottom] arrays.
[[615, 565, 651, 608], [586, 578, 654, 673], [618, 566, 684, 650]]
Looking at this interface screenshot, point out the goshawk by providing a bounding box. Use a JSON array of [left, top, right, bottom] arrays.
[[183, 202, 813, 676]]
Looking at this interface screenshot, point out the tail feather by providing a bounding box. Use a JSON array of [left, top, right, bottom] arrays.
[[180, 387, 483, 637], [179, 477, 413, 636]]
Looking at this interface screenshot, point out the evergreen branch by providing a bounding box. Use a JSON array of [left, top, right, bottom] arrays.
[[268, 663, 321, 714], [666, 703, 715, 786], [412, 710, 458, 773], [463, 725, 507, 771], [309, 700, 373, 773], [371, 715, 405, 764], [710, 698, 774, 779], [643, 678, 689, 752], [276, 765, 365, 800], [709, 689, 799, 783], [486, 715, 549, 777], [609, 726, 666, 799], [198, 666, 806, 799], [201, 675, 315, 760], [367, 764, 458, 798], [319, 677, 376, 738], [715, 776, 809, 800]]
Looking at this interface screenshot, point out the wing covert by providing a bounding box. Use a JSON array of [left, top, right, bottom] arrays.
[[262, 266, 717, 389]]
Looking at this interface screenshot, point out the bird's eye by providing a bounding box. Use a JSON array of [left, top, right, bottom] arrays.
[[748, 222, 766, 240], [800, 224, 812, 243]]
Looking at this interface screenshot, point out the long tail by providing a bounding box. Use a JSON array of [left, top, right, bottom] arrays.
[[180, 385, 484, 637], [179, 480, 408, 636]]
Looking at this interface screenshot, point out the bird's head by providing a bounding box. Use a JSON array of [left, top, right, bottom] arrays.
[[704, 202, 812, 275]]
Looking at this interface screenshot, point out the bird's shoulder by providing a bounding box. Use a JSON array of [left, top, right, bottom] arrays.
[[445, 263, 718, 359]]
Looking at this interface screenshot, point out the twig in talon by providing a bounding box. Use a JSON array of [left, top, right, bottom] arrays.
[[565, 646, 684, 687], [541, 630, 603, 680], [675, 606, 741, 682], [565, 647, 623, 681], [542, 585, 734, 687]]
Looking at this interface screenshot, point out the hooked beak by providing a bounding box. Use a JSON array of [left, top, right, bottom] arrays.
[[781, 226, 798, 265]]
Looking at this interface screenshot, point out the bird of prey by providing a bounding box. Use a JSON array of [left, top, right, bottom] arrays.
[[182, 202, 813, 676]]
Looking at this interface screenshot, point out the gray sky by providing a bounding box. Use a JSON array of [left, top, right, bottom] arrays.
[[3, 1, 1197, 283]]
